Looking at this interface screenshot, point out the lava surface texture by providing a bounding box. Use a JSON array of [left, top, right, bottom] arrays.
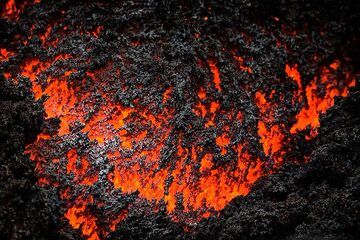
[[0, 0, 359, 240]]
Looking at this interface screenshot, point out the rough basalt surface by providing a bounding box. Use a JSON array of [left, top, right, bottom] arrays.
[[0, 0, 359, 240], [0, 77, 56, 239], [194, 90, 360, 240]]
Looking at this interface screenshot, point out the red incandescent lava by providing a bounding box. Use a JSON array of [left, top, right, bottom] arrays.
[[1, 1, 357, 240], [19, 55, 356, 240], [1, 0, 40, 20]]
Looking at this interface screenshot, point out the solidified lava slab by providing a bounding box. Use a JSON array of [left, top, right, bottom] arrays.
[[0, 1, 359, 240]]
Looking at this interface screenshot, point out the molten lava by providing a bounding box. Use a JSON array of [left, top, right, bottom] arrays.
[[20, 54, 354, 239], [1, 0, 41, 20], [1, 1, 357, 240]]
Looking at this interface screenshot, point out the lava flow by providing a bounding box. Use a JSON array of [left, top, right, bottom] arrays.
[[20, 54, 356, 240], [0, 1, 357, 240]]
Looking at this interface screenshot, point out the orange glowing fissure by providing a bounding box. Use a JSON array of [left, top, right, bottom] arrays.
[[1, 0, 41, 20], [286, 62, 355, 137]]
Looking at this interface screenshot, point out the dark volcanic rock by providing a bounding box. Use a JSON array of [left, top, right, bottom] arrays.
[[195, 90, 360, 240], [0, 0, 359, 240], [106, 90, 360, 240], [0, 77, 56, 239]]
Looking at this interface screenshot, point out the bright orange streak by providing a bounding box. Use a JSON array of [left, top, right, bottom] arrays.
[[208, 61, 222, 92], [255, 90, 284, 165], [235, 56, 253, 73], [288, 62, 355, 136], [2, 0, 19, 18], [258, 121, 283, 156], [65, 198, 100, 240], [0, 48, 13, 61], [285, 64, 302, 90]]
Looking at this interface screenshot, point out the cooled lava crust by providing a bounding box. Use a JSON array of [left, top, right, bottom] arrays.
[[0, 0, 359, 240]]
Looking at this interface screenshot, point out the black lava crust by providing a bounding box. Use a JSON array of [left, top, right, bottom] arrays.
[[0, 1, 359, 240]]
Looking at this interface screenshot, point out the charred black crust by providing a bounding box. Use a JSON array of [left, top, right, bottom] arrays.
[[0, 1, 359, 240]]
